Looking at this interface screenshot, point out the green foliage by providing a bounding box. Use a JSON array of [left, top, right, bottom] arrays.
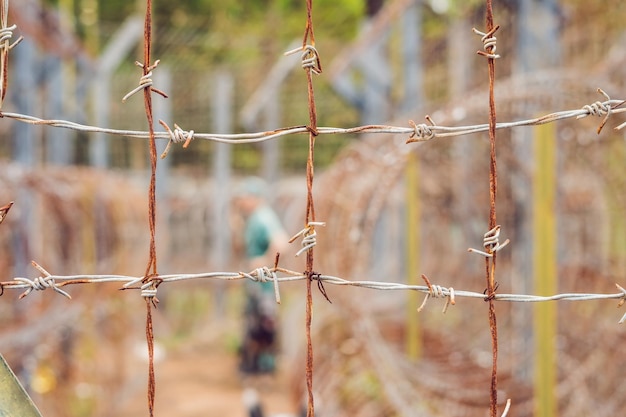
[[94, 0, 363, 66]]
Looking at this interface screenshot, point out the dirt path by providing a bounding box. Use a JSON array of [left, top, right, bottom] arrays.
[[116, 327, 299, 417]]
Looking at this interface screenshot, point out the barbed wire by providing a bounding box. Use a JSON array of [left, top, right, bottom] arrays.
[[3, 261, 626, 321], [1, 0, 625, 415], [0, 88, 624, 151], [0, 0, 22, 110]]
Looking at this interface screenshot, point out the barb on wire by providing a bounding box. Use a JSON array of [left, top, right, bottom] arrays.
[[468, 225, 510, 258], [473, 26, 501, 59], [122, 274, 162, 307], [295, 2, 323, 412], [0, 23, 21, 51], [240, 266, 282, 304], [500, 399, 512, 417], [417, 274, 455, 313], [2, 90, 625, 145], [407, 115, 436, 143], [122, 60, 168, 103], [289, 221, 326, 257], [0, 200, 13, 224], [577, 88, 622, 134], [142, 276, 162, 308], [272, 253, 282, 304], [285, 44, 322, 74], [158, 120, 194, 158], [0, 0, 22, 108], [4, 266, 626, 321], [14, 261, 72, 300]]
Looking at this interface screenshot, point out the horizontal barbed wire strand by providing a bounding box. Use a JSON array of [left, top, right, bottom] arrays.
[[0, 91, 624, 145], [3, 266, 626, 315]]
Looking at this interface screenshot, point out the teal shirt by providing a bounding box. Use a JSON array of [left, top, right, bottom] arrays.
[[245, 205, 284, 293], [245, 205, 284, 259]]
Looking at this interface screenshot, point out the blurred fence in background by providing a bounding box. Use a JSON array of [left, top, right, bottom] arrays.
[[0, 1, 626, 417]]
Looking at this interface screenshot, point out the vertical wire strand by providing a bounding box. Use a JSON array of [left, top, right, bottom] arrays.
[[143, 0, 157, 281], [0, 0, 10, 107], [303, 0, 318, 415], [140, 1, 158, 415], [484, 1, 499, 416]]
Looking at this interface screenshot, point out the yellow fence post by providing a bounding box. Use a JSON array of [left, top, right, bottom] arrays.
[[533, 122, 557, 417], [607, 137, 626, 277]]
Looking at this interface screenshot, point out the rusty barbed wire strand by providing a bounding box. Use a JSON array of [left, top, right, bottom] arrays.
[[0, 89, 624, 148], [294, 0, 322, 414], [476, 1, 506, 415], [0, 0, 623, 415], [119, 0, 166, 415], [0, 0, 22, 109]]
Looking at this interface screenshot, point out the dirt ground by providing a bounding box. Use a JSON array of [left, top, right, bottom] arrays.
[[115, 316, 300, 417]]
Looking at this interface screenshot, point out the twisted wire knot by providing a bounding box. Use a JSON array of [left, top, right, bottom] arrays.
[[417, 275, 455, 313], [15, 262, 71, 299], [468, 225, 510, 258], [285, 45, 322, 74], [15, 276, 71, 300], [159, 120, 195, 158], [577, 89, 614, 134], [121, 275, 161, 306], [582, 100, 610, 118], [254, 267, 274, 283], [407, 119, 435, 143], [122, 60, 168, 102], [140, 285, 158, 299], [473, 26, 501, 59], [139, 276, 162, 307], [0, 24, 22, 50], [290, 221, 326, 257], [241, 267, 281, 304]]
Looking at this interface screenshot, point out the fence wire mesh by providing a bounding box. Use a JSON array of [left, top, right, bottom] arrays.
[[1, 0, 625, 416]]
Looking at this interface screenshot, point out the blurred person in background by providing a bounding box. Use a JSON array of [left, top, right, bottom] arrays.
[[233, 177, 289, 376]]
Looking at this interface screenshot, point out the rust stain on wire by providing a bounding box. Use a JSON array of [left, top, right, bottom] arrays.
[[477, 0, 504, 416], [119, 0, 169, 415], [0, 200, 13, 225], [0, 0, 22, 109]]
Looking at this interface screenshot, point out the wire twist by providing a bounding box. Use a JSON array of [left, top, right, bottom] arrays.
[[407, 115, 438, 143], [0, 0, 22, 110], [582, 100, 610, 118], [140, 283, 158, 299], [121, 275, 161, 306], [15, 262, 71, 300], [417, 275, 456, 313], [240, 267, 281, 304], [290, 221, 326, 257], [122, 60, 168, 102], [159, 120, 195, 158], [14, 276, 71, 299], [468, 225, 510, 258], [285, 45, 322, 74], [0, 23, 21, 50], [140, 276, 162, 308], [473, 26, 501, 59], [577, 88, 617, 134]]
